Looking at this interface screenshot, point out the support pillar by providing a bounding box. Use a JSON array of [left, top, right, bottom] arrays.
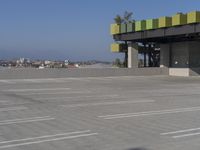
[[148, 44, 152, 67], [128, 43, 138, 68], [144, 52, 147, 67]]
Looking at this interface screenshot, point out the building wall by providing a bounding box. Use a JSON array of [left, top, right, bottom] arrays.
[[189, 41, 200, 67], [171, 42, 189, 68], [160, 41, 200, 68], [160, 44, 170, 68]]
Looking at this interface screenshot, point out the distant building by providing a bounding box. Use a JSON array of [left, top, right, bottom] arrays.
[[64, 60, 69, 66]]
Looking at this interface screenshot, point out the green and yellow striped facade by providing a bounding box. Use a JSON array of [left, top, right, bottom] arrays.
[[110, 11, 200, 35]]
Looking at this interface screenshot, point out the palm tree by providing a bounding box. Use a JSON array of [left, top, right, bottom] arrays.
[[123, 11, 133, 24], [123, 11, 134, 67], [113, 11, 134, 68], [114, 11, 134, 24], [114, 15, 124, 25]]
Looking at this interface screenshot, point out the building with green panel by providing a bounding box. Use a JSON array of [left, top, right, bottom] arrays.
[[172, 13, 187, 26], [146, 19, 158, 30], [110, 11, 200, 76], [111, 43, 127, 53], [158, 17, 172, 28], [127, 23, 135, 32], [187, 11, 200, 24], [110, 24, 120, 35], [135, 20, 146, 31], [120, 24, 127, 34]]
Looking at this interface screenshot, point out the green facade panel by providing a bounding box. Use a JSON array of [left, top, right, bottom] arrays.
[[146, 19, 158, 30], [120, 24, 127, 34], [110, 24, 120, 35], [110, 10, 200, 37], [158, 17, 172, 28], [135, 20, 146, 31], [187, 11, 200, 24], [111, 43, 127, 53], [172, 13, 187, 26], [127, 23, 135, 32]]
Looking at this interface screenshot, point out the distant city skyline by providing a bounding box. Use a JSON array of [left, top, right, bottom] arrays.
[[0, 0, 200, 61]]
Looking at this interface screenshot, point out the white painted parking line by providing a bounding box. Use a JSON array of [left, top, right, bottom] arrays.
[[38, 94, 119, 100], [22, 79, 73, 83], [99, 106, 200, 119], [161, 127, 200, 139], [21, 78, 88, 82], [161, 127, 200, 135], [62, 78, 91, 81], [0, 102, 29, 106], [5, 88, 71, 92], [61, 100, 155, 108], [0, 130, 98, 149], [8, 79, 62, 84], [18, 91, 91, 96], [172, 132, 200, 139], [0, 80, 16, 84], [0, 116, 55, 125], [85, 77, 111, 81], [0, 106, 27, 112], [0, 130, 91, 144]]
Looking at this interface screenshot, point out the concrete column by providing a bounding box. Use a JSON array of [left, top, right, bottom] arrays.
[[160, 44, 170, 68], [128, 43, 138, 68]]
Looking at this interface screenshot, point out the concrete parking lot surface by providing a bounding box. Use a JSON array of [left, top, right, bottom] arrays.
[[0, 76, 200, 150]]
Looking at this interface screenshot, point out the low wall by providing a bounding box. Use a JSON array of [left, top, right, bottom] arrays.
[[169, 68, 189, 77], [166, 68, 200, 76], [0, 68, 168, 79], [189, 68, 200, 76]]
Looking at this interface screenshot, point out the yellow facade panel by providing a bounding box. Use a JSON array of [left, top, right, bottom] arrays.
[[172, 13, 187, 26], [110, 24, 120, 35], [135, 20, 146, 31], [187, 11, 200, 24], [158, 17, 172, 28], [111, 43, 127, 53]]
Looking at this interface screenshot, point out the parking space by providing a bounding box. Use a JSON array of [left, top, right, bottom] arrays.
[[0, 76, 200, 149]]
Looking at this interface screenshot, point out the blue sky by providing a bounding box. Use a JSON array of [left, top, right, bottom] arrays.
[[0, 0, 200, 61]]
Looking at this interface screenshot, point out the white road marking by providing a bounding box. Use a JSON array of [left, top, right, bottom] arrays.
[[99, 106, 200, 119], [11, 79, 61, 83], [0, 116, 55, 125], [0, 130, 91, 144], [85, 78, 111, 81], [0, 133, 99, 149], [38, 94, 119, 100], [22, 79, 39, 83], [0, 80, 15, 84], [0, 106, 27, 112], [161, 127, 200, 135], [5, 88, 71, 92], [0, 76, 137, 84], [61, 100, 155, 108], [19, 91, 91, 96], [0, 130, 98, 149], [23, 79, 73, 83], [173, 132, 200, 139], [0, 102, 29, 106]]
